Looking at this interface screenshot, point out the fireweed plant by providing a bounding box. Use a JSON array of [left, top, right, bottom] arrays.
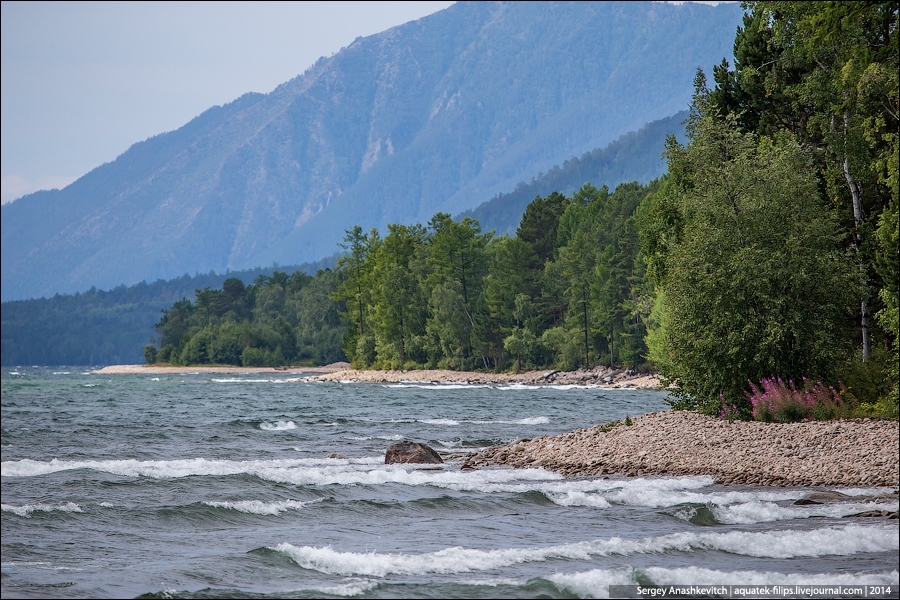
[[744, 377, 855, 423]]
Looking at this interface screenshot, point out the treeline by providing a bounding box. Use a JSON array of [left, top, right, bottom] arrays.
[[148, 271, 346, 367], [0, 256, 338, 366], [147, 181, 657, 373]]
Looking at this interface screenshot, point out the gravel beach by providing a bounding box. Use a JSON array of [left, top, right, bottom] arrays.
[[306, 366, 661, 388], [461, 410, 900, 488]]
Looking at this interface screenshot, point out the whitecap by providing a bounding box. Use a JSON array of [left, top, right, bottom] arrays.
[[420, 418, 460, 426], [203, 499, 316, 515], [1, 502, 83, 518], [375, 434, 403, 441], [304, 579, 379, 597], [547, 566, 900, 599], [259, 420, 297, 431], [386, 384, 491, 390], [52, 371, 71, 375], [470, 416, 549, 425], [272, 525, 899, 577], [150, 377, 160, 381]]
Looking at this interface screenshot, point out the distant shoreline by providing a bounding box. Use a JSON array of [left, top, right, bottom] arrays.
[[91, 364, 662, 388], [90, 363, 350, 375]]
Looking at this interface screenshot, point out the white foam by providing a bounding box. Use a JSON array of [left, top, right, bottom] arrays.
[[1, 502, 83, 518], [470, 416, 549, 425], [150, 377, 161, 381], [420, 416, 548, 426], [386, 384, 491, 390], [82, 383, 100, 387], [547, 567, 900, 599], [710, 500, 900, 525], [274, 525, 899, 577], [376, 434, 403, 441], [52, 371, 71, 375], [305, 580, 379, 597], [259, 420, 297, 431], [212, 378, 277, 383], [203, 499, 315, 515], [420, 418, 460, 425]]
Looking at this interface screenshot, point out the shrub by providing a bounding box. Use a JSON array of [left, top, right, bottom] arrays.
[[746, 378, 854, 423], [143, 344, 157, 365]]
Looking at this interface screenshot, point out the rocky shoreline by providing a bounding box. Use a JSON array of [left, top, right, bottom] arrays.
[[305, 366, 661, 388], [460, 410, 900, 488]]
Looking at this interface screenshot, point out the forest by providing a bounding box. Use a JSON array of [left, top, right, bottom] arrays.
[[149, 180, 653, 374], [147, 2, 898, 418]]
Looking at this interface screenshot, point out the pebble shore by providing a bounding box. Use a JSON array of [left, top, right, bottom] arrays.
[[306, 366, 661, 388], [461, 410, 900, 488]]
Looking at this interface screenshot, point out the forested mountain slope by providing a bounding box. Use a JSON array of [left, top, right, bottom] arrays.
[[459, 111, 687, 236], [1, 1, 742, 301]]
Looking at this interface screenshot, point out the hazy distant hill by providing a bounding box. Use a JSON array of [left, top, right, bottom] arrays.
[[0, 256, 338, 366], [1, 1, 742, 301], [459, 110, 688, 236]]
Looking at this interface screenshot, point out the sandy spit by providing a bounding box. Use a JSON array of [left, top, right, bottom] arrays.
[[461, 410, 900, 488], [306, 366, 662, 389], [91, 362, 350, 375]]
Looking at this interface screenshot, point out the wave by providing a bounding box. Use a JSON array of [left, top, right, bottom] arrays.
[[547, 567, 900, 599], [202, 499, 317, 515], [259, 420, 297, 431], [1, 502, 83, 518], [211, 378, 297, 383], [0, 456, 555, 488], [305, 580, 379, 597], [420, 418, 460, 425], [271, 525, 899, 577], [385, 384, 492, 390], [419, 416, 548, 426], [3, 458, 891, 526]]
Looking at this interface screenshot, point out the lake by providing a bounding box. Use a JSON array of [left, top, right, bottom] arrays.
[[2, 368, 897, 598]]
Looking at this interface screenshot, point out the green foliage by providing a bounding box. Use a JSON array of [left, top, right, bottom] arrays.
[[143, 344, 157, 365], [332, 181, 655, 373], [146, 267, 347, 367], [647, 108, 857, 414]]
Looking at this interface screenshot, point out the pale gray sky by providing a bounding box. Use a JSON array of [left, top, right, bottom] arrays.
[[1, 1, 733, 204]]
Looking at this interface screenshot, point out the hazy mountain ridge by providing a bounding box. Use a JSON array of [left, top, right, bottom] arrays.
[[2, 1, 742, 301], [459, 110, 688, 236]]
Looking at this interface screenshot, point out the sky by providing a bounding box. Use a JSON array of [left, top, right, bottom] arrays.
[[1, 1, 732, 205], [0, 1, 455, 204]]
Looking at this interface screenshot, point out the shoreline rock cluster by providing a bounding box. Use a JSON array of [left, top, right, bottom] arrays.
[[461, 410, 900, 488]]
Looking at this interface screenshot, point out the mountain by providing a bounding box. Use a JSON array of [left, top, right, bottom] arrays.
[[1, 1, 743, 301], [458, 110, 688, 236]]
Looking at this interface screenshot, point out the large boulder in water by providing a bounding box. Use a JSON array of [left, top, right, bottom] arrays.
[[385, 441, 444, 465]]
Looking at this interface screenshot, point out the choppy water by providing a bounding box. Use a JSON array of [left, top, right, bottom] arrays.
[[2, 368, 897, 598]]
